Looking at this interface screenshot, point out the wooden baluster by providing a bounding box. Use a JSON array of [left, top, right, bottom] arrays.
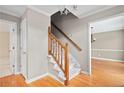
[[48, 28, 69, 86], [63, 49, 65, 70], [55, 40, 57, 60], [56, 42, 58, 62], [52, 39, 54, 56], [51, 38, 53, 54], [64, 43, 69, 86], [48, 30, 51, 55], [61, 47, 63, 69], [54, 39, 56, 58], [58, 44, 60, 65]]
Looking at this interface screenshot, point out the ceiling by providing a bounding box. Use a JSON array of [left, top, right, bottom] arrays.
[[90, 16, 124, 33], [0, 5, 27, 17], [0, 5, 116, 18]]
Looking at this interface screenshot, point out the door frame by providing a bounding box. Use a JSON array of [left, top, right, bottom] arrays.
[[0, 19, 18, 74], [88, 12, 124, 75], [20, 17, 28, 79]]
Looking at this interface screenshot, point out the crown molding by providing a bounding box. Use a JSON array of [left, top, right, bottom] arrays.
[[0, 8, 20, 17], [78, 6, 117, 19], [27, 6, 51, 17]]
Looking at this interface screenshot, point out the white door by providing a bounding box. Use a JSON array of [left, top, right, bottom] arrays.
[[0, 20, 17, 78], [9, 23, 17, 74], [21, 18, 27, 79]]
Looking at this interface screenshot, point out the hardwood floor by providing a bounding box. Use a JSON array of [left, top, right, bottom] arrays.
[[0, 59, 124, 87]]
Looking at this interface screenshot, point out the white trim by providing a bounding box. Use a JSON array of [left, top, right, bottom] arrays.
[[0, 19, 17, 25], [0, 19, 18, 74], [0, 9, 20, 17], [79, 6, 116, 19], [89, 12, 124, 25], [27, 6, 50, 17], [25, 72, 64, 84], [92, 49, 124, 52], [69, 70, 81, 80], [0, 73, 13, 78], [92, 57, 124, 62], [93, 27, 124, 34], [48, 73, 64, 85], [15, 72, 21, 74], [25, 73, 48, 83], [88, 23, 92, 75], [81, 70, 90, 75], [88, 12, 124, 75]]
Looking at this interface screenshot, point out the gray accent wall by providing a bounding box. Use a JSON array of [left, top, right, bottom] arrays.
[[51, 6, 124, 74], [92, 30, 124, 61], [26, 9, 50, 80]]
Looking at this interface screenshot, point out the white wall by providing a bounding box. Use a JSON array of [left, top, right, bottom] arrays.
[[26, 9, 50, 80], [90, 16, 124, 33], [52, 6, 124, 74]]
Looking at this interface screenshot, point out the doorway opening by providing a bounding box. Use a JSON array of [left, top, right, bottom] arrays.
[[0, 19, 17, 78], [88, 14, 124, 86]]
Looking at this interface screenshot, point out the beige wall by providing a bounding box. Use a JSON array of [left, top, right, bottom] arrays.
[[0, 32, 9, 57], [51, 6, 124, 74]]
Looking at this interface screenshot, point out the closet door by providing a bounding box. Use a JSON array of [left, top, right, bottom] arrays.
[[20, 18, 27, 79], [10, 23, 17, 74]]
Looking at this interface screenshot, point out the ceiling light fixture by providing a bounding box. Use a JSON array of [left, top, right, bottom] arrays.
[[91, 27, 96, 43], [73, 5, 78, 10], [59, 7, 70, 15], [59, 5, 78, 15]]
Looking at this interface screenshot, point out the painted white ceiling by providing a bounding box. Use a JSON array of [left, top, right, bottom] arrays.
[[0, 5, 116, 18], [90, 16, 124, 33], [0, 5, 27, 17], [66, 5, 115, 18], [0, 20, 11, 32]]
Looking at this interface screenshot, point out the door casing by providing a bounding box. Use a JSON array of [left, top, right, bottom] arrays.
[[0, 19, 17, 75]]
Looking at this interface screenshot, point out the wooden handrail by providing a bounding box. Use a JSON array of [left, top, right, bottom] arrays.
[[48, 26, 69, 86], [51, 22, 82, 51]]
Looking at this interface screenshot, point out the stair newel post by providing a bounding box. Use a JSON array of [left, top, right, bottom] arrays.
[[64, 43, 69, 86], [48, 26, 51, 55]]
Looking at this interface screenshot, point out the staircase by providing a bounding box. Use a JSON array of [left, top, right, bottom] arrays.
[[48, 27, 81, 85], [47, 54, 81, 80]]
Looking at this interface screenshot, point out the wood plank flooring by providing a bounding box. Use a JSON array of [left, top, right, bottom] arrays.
[[0, 59, 124, 87]]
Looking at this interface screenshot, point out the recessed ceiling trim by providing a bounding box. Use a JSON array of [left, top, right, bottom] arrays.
[[0, 8, 20, 17], [78, 6, 117, 19], [28, 6, 51, 17]]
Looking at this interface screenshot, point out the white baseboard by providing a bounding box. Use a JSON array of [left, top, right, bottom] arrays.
[[15, 72, 21, 74], [92, 57, 124, 62], [48, 73, 64, 84], [81, 70, 90, 75], [26, 73, 48, 83], [69, 69, 81, 80]]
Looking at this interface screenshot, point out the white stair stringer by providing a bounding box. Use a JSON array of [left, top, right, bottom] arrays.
[[69, 54, 81, 80], [47, 53, 81, 81]]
